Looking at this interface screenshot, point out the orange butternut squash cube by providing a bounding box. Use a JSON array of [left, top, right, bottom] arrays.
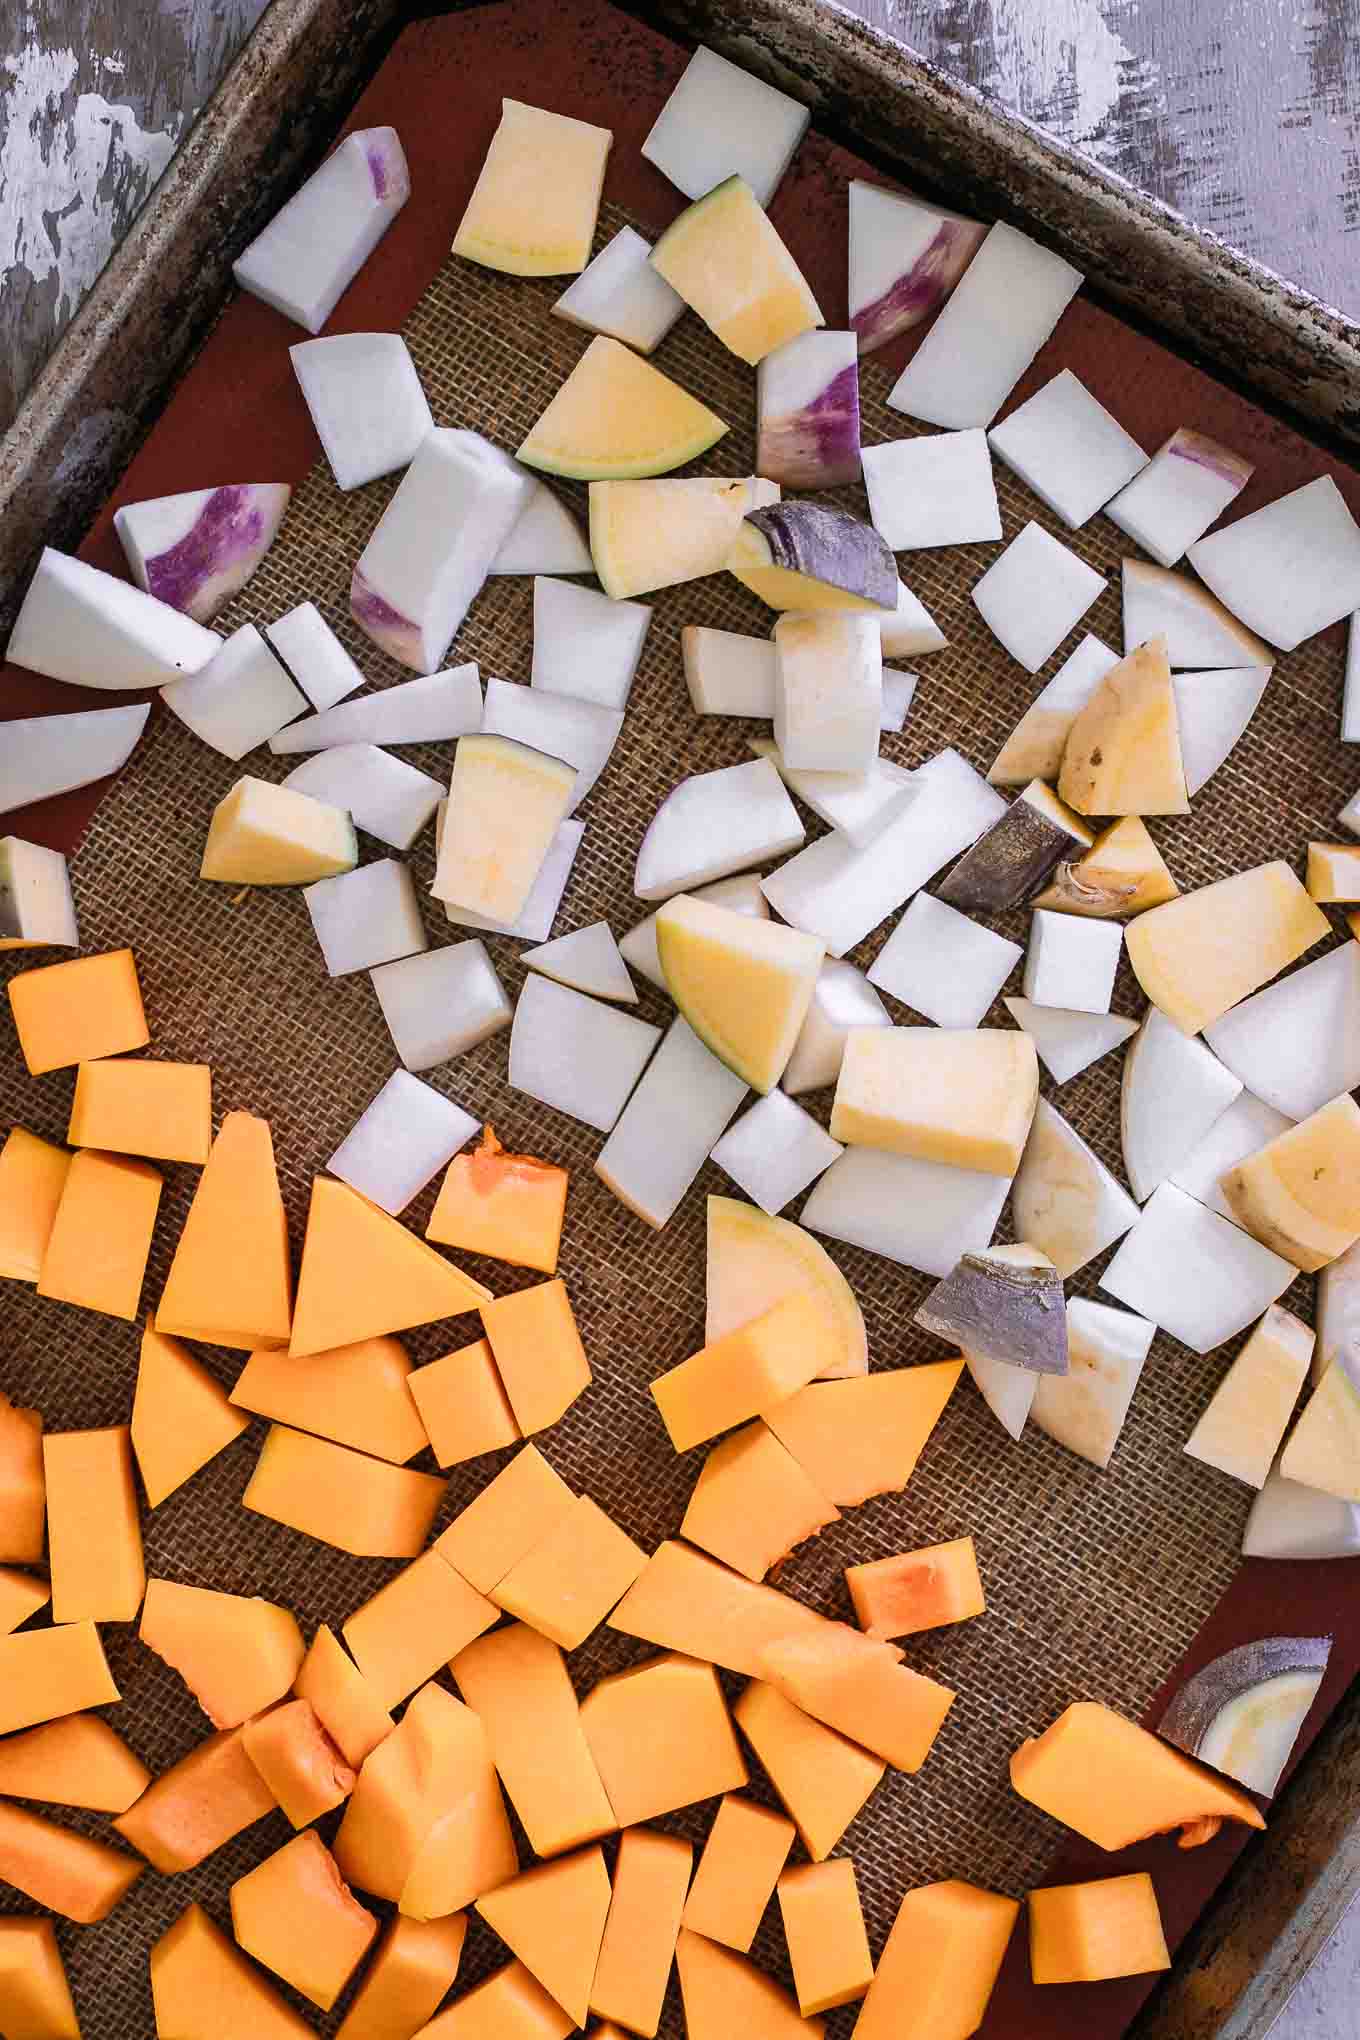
[[132, 1319, 249, 1506], [682, 1794, 794, 1952], [681, 1422, 838, 1581], [675, 1928, 818, 2040], [0, 1127, 70, 1282], [242, 1696, 355, 1827], [417, 1960, 573, 2039], [343, 1549, 498, 1710], [68, 1056, 211, 1164], [140, 1576, 304, 1729], [777, 1859, 873, 2015], [232, 1831, 378, 2012], [294, 1624, 393, 1770], [151, 1903, 311, 2040], [580, 1652, 747, 1826], [114, 1722, 277, 1871], [232, 1335, 427, 1464], [1029, 1872, 1170, 1984], [763, 1360, 964, 1505], [0, 1712, 149, 1813], [732, 1682, 882, 1862], [846, 1536, 986, 1639], [157, 1110, 292, 1350], [492, 1494, 648, 1650], [0, 1564, 48, 1635], [759, 1624, 954, 1773], [336, 1914, 467, 2040], [1012, 1701, 1266, 1849], [37, 1149, 161, 1322], [7, 947, 148, 1074], [428, 1127, 569, 1274], [0, 1620, 119, 1735], [243, 1423, 446, 1558], [0, 1391, 45, 1563], [0, 1916, 79, 2040], [476, 1847, 612, 2027], [0, 1799, 142, 1921], [856, 1879, 1019, 2040], [590, 1827, 692, 2036], [478, 1278, 590, 1434], [43, 1425, 144, 1623], [409, 1338, 521, 1466], [609, 1538, 828, 1678], [451, 1622, 616, 1858], [652, 1293, 834, 1452], [434, 1443, 575, 1594], [290, 1175, 490, 1358]]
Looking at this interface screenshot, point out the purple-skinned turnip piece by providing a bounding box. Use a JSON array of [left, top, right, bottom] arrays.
[[641, 45, 809, 210], [1187, 475, 1360, 652], [731, 502, 898, 612], [1106, 426, 1254, 567], [160, 624, 307, 761], [265, 602, 366, 713], [9, 547, 221, 691], [115, 484, 291, 623], [848, 180, 986, 356], [972, 522, 1105, 673], [0, 705, 149, 818], [1122, 558, 1272, 670], [290, 334, 432, 491], [233, 126, 410, 334], [916, 1244, 1068, 1376], [862, 428, 1000, 550], [988, 369, 1147, 529], [756, 331, 861, 490], [552, 226, 685, 355], [1158, 1637, 1330, 1797]]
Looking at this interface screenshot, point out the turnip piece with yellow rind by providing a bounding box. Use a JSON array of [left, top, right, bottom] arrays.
[[620, 874, 769, 993], [1184, 1305, 1314, 1490], [1220, 1094, 1360, 1272], [452, 98, 611, 276], [831, 1028, 1038, 1177], [1031, 1300, 1155, 1470], [590, 478, 776, 600], [480, 679, 622, 815], [1058, 636, 1188, 817], [437, 812, 584, 945], [729, 502, 897, 614], [650, 175, 822, 366], [1032, 816, 1178, 919], [655, 894, 824, 1095], [433, 733, 576, 927], [705, 1195, 865, 1379], [988, 634, 1119, 787], [520, 338, 727, 483], [200, 778, 357, 887]]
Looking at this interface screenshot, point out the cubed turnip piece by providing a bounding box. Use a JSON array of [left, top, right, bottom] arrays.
[[887, 221, 1082, 429], [531, 577, 651, 711], [782, 959, 890, 1096], [802, 1145, 1010, 1277], [0, 705, 149, 818], [1171, 666, 1271, 796], [710, 1088, 843, 1215], [115, 484, 291, 622], [972, 522, 1105, 673], [879, 578, 948, 658], [1120, 1007, 1243, 1203], [880, 669, 918, 732], [1204, 944, 1360, 1122], [773, 611, 882, 775], [265, 602, 366, 712], [635, 758, 804, 902], [490, 481, 593, 577], [847, 179, 985, 355], [439, 814, 586, 945], [328, 1069, 480, 1215], [987, 370, 1146, 529], [523, 921, 636, 1003], [0, 837, 78, 949], [480, 677, 623, 811], [233, 126, 410, 333], [283, 744, 442, 852], [1105, 427, 1254, 567], [10, 547, 221, 691], [352, 429, 533, 672], [305, 858, 427, 977], [371, 939, 512, 1070], [1122, 558, 1272, 669], [756, 331, 860, 490], [290, 333, 433, 490], [1188, 475, 1360, 652], [683, 628, 777, 718], [552, 225, 685, 354], [641, 46, 809, 209], [596, 1017, 747, 1228], [1002, 997, 1137, 1086], [861, 430, 1001, 550], [1343, 613, 1360, 742], [1023, 909, 1121, 1015], [732, 502, 896, 612], [161, 624, 307, 759], [1100, 1181, 1296, 1354], [751, 740, 917, 850], [270, 665, 483, 753], [620, 873, 769, 992], [1169, 1090, 1294, 1223], [988, 634, 1120, 786], [510, 974, 661, 1132], [869, 892, 1021, 1028]]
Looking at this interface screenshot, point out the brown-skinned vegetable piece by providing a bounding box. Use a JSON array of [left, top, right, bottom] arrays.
[[938, 780, 1092, 914], [914, 1243, 1068, 1375], [1158, 1636, 1331, 1798]]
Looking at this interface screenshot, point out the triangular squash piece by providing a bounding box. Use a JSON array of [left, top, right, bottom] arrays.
[[1011, 1699, 1266, 1849], [758, 1624, 954, 1773], [156, 1112, 292, 1351], [152, 1904, 311, 2040], [289, 1178, 491, 1359], [518, 337, 727, 482], [474, 1847, 612, 2025], [763, 1362, 962, 1506], [132, 1320, 249, 1506], [675, 1927, 812, 2038], [0, 1566, 49, 1635], [1032, 814, 1179, 918], [1058, 637, 1189, 817], [230, 1337, 426, 1465], [655, 895, 824, 1093], [140, 1577, 304, 1730]]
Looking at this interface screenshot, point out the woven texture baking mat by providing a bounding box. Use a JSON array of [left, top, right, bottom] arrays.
[[0, 159, 1353, 2038]]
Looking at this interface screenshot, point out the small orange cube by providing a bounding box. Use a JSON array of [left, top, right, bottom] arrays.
[[682, 1794, 794, 1952], [492, 1495, 648, 1651], [231, 1831, 377, 2012], [434, 1444, 575, 1595], [409, 1338, 521, 1467], [778, 1858, 874, 2015], [37, 1149, 162, 1322], [479, 1279, 590, 1436], [427, 1126, 568, 1274], [68, 1058, 212, 1164], [8, 948, 148, 1074], [1029, 1872, 1171, 1985], [0, 1128, 71, 1283], [846, 1536, 986, 1639]]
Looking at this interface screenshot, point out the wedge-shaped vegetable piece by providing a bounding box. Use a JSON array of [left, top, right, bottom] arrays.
[[590, 1826, 691, 2034], [655, 894, 823, 1095], [976, 519, 1107, 673], [242, 1697, 355, 1828], [476, 1277, 591, 1436], [10, 546, 220, 690], [651, 175, 820, 365], [493, 476, 593, 577], [752, 736, 917, 849], [0, 837, 77, 950], [440, 813, 584, 945], [233, 122, 407, 328], [1012, 1097, 1138, 1278], [608, 1539, 827, 1678], [1159, 1635, 1329, 1798], [480, 680, 621, 817], [623, 875, 769, 989], [524, 922, 634, 1008], [759, 330, 861, 494], [433, 732, 576, 926], [153, 1902, 311, 2038], [939, 780, 1090, 916], [1005, 998, 1138, 1088], [763, 1361, 962, 1506], [116, 481, 290, 621], [760, 1624, 953, 1773], [675, 1929, 816, 2040], [783, 959, 889, 1096], [162, 622, 307, 760], [1318, 1232, 1360, 1387], [0, 1713, 148, 1812], [1122, 1006, 1242, 1203], [642, 44, 809, 207], [847, 1536, 985, 1640], [418, 1962, 572, 2038], [454, 98, 610, 275], [988, 368, 1147, 528], [683, 624, 777, 717], [987, 633, 1120, 786], [732, 1682, 881, 1861], [141, 1577, 303, 1728], [589, 476, 777, 600], [428, 1126, 567, 1274], [492, 1495, 647, 1651], [1031, 1298, 1155, 1469], [581, 1654, 748, 1825], [0, 703, 149, 819], [773, 609, 881, 775], [8, 947, 147, 1075], [966, 1349, 1038, 1443], [1242, 1461, 1360, 1559], [706, 1195, 866, 1379], [271, 665, 482, 754], [0, 1916, 79, 2039], [1102, 1183, 1295, 1355], [652, 1292, 834, 1452], [335, 1916, 467, 2040], [857, 1880, 1017, 2040], [231, 1833, 376, 2013], [232, 1335, 426, 1464], [331, 1072, 478, 1218], [1173, 665, 1272, 796], [157, 1110, 291, 1350], [553, 222, 684, 353], [596, 1016, 747, 1229], [710, 1089, 843, 1216], [0, 1566, 47, 1635], [1030, 1873, 1170, 1985], [1032, 813, 1179, 918], [1126, 860, 1328, 1036], [832, 1026, 1038, 1175], [43, 1426, 143, 1623], [1220, 1093, 1360, 1271], [1307, 841, 1360, 901], [0, 1799, 140, 1924], [295, 1625, 393, 1771], [1204, 942, 1360, 1120], [1059, 635, 1188, 816], [520, 336, 727, 481], [917, 1243, 1068, 1374], [1122, 557, 1272, 668], [1188, 475, 1360, 651], [115, 1725, 277, 1871], [1107, 427, 1254, 567], [201, 775, 355, 884], [435, 1444, 575, 1595], [0, 1621, 118, 1736], [730, 501, 896, 613], [802, 1146, 1010, 1278], [1279, 1354, 1360, 1501], [476, 1849, 611, 2027], [283, 745, 441, 853], [635, 756, 804, 901], [848, 178, 984, 352], [1011, 1699, 1266, 1848], [683, 1795, 794, 1951], [37, 1151, 160, 1324], [245, 1425, 446, 1558], [777, 1859, 874, 2017], [871, 891, 1023, 1030], [880, 576, 947, 656], [682, 1421, 838, 1582], [289, 1175, 489, 1357], [342, 1551, 496, 1711]]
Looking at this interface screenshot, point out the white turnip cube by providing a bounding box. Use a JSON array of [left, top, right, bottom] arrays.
[[510, 974, 660, 1132], [971, 522, 1105, 673], [532, 577, 651, 711], [847, 180, 985, 356], [114, 484, 290, 623], [802, 1145, 1010, 1277], [987, 369, 1146, 528], [782, 959, 890, 1097], [480, 677, 623, 811], [887, 221, 1082, 429], [1023, 909, 1121, 1015], [880, 668, 918, 732], [641, 46, 809, 209], [753, 740, 916, 850], [710, 1088, 843, 1214], [1105, 427, 1253, 567], [1187, 475, 1360, 652], [371, 939, 512, 1070], [861, 429, 1001, 549], [440, 817, 585, 944], [290, 332, 433, 490], [328, 1069, 479, 1215], [1343, 613, 1360, 743], [0, 706, 149, 817], [305, 858, 427, 977], [0, 836, 78, 948], [634, 758, 804, 902], [1204, 944, 1360, 1122], [161, 624, 307, 759], [283, 744, 442, 852], [683, 629, 777, 718], [596, 1018, 748, 1228], [266, 602, 366, 711], [271, 665, 483, 753], [773, 611, 882, 775], [233, 126, 410, 334], [1100, 1181, 1295, 1354], [869, 891, 1020, 1027], [11, 547, 221, 692], [490, 482, 592, 577], [552, 226, 685, 354]]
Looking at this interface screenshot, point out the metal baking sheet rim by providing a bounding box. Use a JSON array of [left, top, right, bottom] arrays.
[[0, 1, 1356, 2033]]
